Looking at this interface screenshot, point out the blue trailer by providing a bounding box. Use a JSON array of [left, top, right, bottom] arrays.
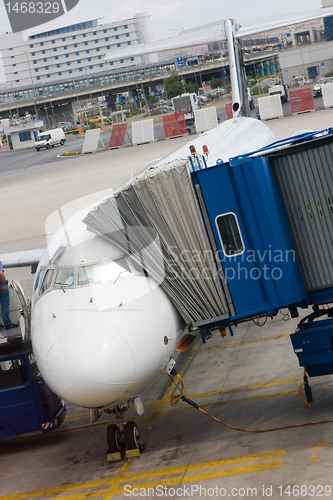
[[0, 338, 66, 439]]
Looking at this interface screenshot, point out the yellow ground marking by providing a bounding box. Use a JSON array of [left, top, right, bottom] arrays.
[[314, 442, 329, 450], [0, 450, 285, 500], [311, 456, 318, 462], [201, 333, 291, 352], [188, 377, 302, 400]]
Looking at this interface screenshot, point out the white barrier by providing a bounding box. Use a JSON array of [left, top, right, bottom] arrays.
[[322, 83, 333, 109], [82, 129, 105, 154], [132, 119, 156, 145], [194, 107, 218, 132], [258, 95, 283, 121]]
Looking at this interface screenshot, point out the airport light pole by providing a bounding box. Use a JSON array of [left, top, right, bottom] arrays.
[[24, 51, 38, 116]]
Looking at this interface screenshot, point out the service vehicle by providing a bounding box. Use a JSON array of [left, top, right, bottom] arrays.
[[34, 127, 66, 151], [293, 75, 305, 86], [268, 84, 288, 102], [312, 76, 333, 97], [172, 93, 200, 133], [0, 282, 66, 439]]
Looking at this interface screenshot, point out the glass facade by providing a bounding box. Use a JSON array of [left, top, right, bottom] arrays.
[[0, 62, 176, 104]]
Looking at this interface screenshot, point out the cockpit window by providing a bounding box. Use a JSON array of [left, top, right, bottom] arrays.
[[78, 264, 101, 286], [54, 268, 74, 288], [78, 258, 131, 286], [39, 269, 54, 295], [34, 268, 45, 291]]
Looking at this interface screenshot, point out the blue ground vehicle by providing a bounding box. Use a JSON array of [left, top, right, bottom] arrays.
[[0, 338, 66, 439]]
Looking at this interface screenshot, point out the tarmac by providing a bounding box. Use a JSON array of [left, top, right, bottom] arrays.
[[1, 108, 333, 499]]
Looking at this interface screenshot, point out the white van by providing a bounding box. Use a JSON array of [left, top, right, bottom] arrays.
[[35, 128, 66, 151]]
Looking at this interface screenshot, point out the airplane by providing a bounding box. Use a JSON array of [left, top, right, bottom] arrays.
[[2, 5, 333, 460]]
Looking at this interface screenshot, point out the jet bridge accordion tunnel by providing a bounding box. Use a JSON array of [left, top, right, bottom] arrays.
[[84, 130, 333, 378]]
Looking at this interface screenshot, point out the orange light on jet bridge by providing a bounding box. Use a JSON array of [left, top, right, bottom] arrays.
[[189, 145, 197, 156], [202, 145, 209, 155]]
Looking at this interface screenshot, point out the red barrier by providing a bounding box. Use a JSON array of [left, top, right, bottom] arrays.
[[109, 123, 128, 148], [163, 113, 187, 138], [225, 103, 233, 120], [289, 88, 315, 115]]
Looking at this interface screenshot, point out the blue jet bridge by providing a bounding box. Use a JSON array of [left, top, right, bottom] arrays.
[[189, 129, 333, 379], [84, 128, 333, 389]]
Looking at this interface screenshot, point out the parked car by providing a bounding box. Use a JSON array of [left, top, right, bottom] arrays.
[[63, 124, 77, 132], [89, 116, 107, 123]]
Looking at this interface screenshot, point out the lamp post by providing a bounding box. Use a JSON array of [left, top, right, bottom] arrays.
[[24, 51, 38, 116], [42, 96, 50, 128]]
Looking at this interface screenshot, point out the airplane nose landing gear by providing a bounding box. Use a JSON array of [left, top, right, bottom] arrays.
[[106, 404, 145, 462]]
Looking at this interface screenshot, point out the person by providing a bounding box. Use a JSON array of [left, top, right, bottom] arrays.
[[0, 260, 18, 329]]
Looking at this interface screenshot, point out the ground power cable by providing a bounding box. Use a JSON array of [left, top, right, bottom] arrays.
[[168, 370, 333, 434]]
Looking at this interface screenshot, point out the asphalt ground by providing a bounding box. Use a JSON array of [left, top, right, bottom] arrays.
[[1, 107, 333, 499]]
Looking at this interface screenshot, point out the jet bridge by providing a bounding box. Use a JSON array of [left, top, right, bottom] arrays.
[[84, 128, 333, 378]]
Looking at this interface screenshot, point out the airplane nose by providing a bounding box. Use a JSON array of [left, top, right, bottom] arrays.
[[44, 326, 136, 407]]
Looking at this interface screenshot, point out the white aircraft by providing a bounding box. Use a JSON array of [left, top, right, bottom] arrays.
[[2, 6, 333, 459]]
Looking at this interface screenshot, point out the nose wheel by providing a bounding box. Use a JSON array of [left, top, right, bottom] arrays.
[[106, 407, 145, 462], [124, 421, 145, 453]]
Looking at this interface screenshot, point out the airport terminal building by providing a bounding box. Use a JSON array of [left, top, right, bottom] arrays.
[[0, 13, 157, 89]]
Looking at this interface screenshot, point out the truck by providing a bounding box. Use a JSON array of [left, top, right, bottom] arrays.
[[0, 281, 66, 439], [172, 93, 200, 133], [35, 127, 66, 151], [293, 75, 306, 86], [268, 84, 288, 102]]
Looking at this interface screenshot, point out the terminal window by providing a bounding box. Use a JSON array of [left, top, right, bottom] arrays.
[[19, 131, 31, 142]]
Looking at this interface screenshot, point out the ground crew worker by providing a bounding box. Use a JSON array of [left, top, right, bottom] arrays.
[[0, 261, 18, 329]]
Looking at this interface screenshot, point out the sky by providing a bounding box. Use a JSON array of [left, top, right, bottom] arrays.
[[0, 0, 324, 83]]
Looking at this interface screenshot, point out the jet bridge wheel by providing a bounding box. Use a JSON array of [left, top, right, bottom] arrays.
[[124, 421, 145, 452], [106, 424, 121, 453]]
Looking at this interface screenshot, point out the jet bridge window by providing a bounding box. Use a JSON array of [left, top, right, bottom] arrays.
[[54, 268, 74, 288], [216, 212, 245, 257], [78, 258, 131, 286]]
